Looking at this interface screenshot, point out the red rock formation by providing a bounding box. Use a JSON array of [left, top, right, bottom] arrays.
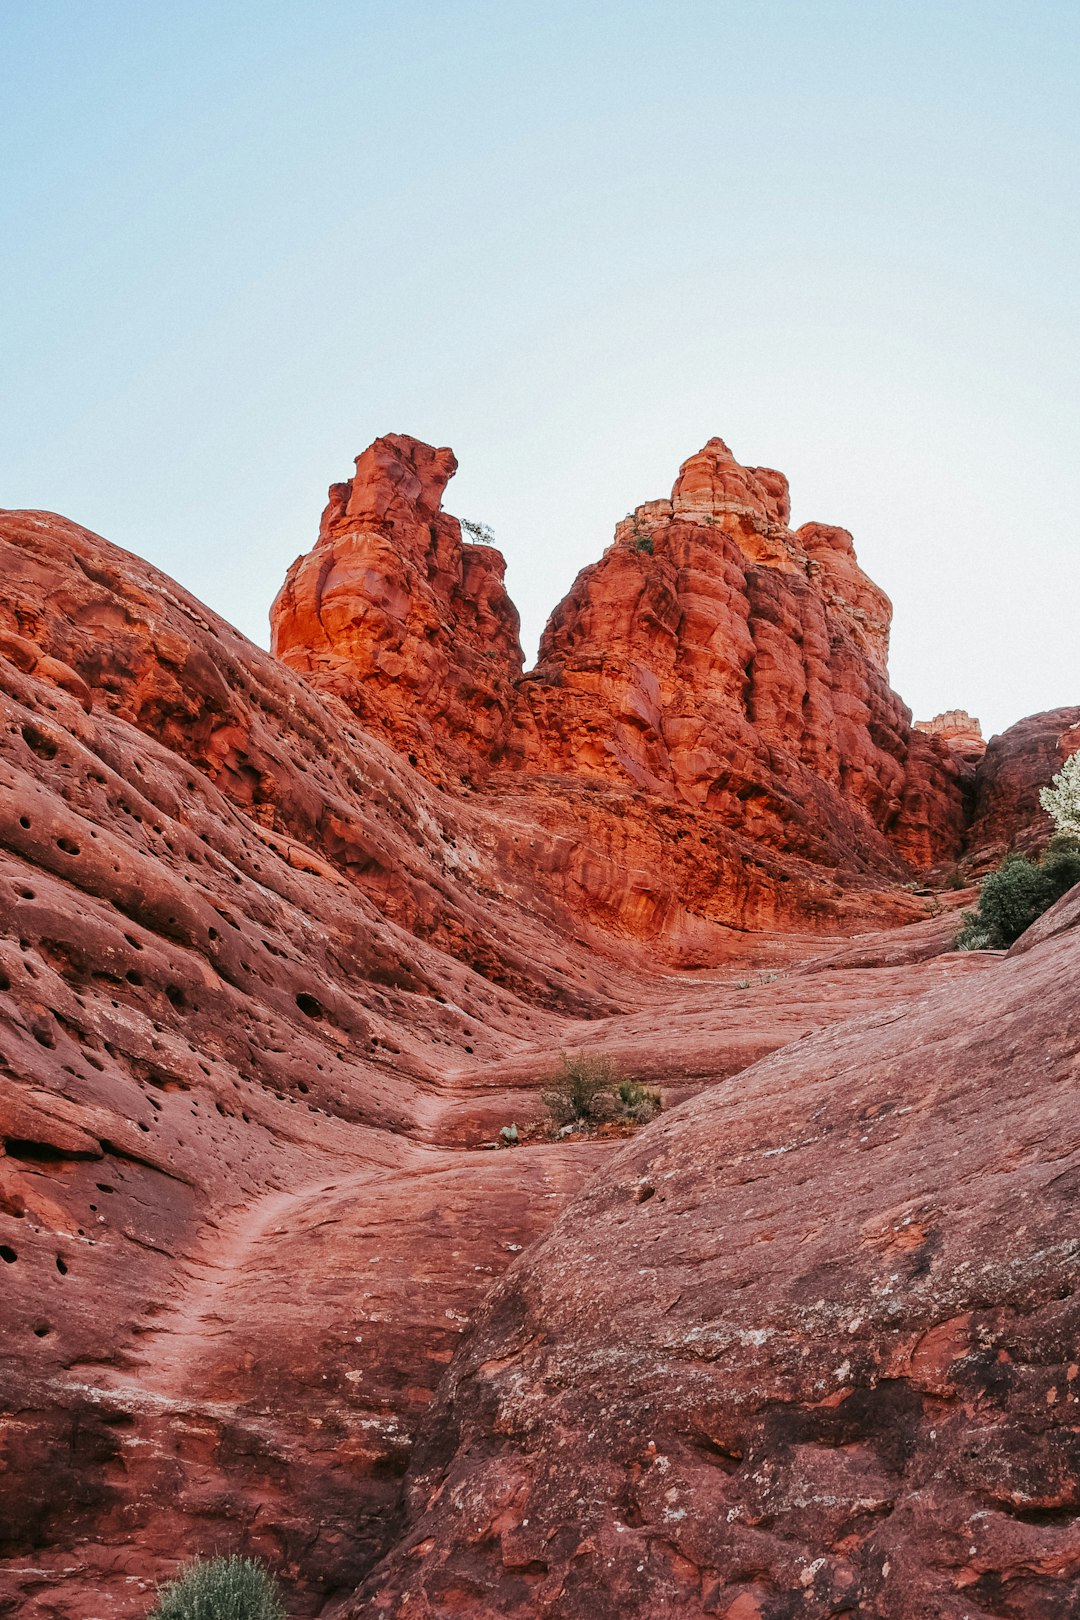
[[966, 706, 1080, 860], [351, 909, 1080, 1619], [272, 435, 976, 940], [0, 505, 625, 1619], [272, 435, 523, 785], [915, 708, 986, 764], [519, 439, 958, 875]]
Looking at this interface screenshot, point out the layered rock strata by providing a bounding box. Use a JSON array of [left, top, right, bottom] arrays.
[[274, 435, 975, 912], [0, 446, 1076, 1620]]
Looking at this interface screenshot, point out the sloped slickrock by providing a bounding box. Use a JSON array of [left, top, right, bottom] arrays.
[[351, 914, 1080, 1620], [1, 450, 1076, 1620], [0, 506, 628, 1618]]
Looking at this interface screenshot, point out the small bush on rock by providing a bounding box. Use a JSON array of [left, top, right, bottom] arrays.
[[542, 1054, 662, 1130], [955, 842, 1080, 950], [148, 1556, 285, 1620], [617, 1079, 662, 1124], [543, 1053, 619, 1125]]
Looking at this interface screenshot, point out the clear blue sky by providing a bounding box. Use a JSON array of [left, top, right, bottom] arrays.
[[3, 1, 1077, 738]]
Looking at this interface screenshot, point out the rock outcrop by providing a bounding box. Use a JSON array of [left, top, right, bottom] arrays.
[[273, 434, 980, 934], [966, 706, 1080, 861], [273, 436, 523, 784]]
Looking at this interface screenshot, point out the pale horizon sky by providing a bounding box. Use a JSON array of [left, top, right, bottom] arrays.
[[3, 0, 1078, 740]]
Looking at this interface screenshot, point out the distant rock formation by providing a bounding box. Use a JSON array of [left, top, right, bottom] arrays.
[[966, 706, 1080, 859], [272, 435, 523, 780], [274, 434, 985, 926]]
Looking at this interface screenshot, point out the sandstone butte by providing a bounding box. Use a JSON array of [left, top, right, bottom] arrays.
[[0, 433, 1077, 1620]]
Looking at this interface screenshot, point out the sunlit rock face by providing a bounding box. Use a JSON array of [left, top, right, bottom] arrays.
[[272, 434, 524, 785], [273, 432, 974, 925]]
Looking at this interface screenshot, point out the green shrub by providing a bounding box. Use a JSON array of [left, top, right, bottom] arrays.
[[542, 1054, 662, 1129], [1039, 838, 1080, 900], [955, 842, 1080, 950], [542, 1052, 619, 1125], [148, 1556, 285, 1620], [633, 534, 654, 555]]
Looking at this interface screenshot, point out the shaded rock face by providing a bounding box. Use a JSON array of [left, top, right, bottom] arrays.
[[352, 915, 1080, 1620], [272, 435, 976, 910], [967, 706, 1080, 861]]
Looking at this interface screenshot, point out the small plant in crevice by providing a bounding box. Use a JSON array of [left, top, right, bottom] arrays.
[[148, 1555, 286, 1620], [460, 517, 496, 546], [617, 1078, 662, 1124], [633, 533, 654, 555]]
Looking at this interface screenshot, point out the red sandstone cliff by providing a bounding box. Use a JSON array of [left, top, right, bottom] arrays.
[[966, 706, 1080, 859], [274, 434, 981, 934], [273, 436, 523, 784]]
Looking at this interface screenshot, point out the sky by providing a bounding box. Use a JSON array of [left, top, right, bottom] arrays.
[[2, 0, 1077, 740]]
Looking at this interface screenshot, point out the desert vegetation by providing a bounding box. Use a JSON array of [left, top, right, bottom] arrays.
[[955, 838, 1080, 950], [1040, 751, 1080, 839], [542, 1052, 661, 1131], [148, 1556, 285, 1620]]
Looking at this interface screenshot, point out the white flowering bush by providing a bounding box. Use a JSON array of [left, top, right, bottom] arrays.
[[1040, 750, 1080, 839]]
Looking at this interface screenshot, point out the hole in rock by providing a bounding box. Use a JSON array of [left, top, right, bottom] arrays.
[[33, 1323, 51, 1337], [56, 1255, 68, 1275], [0, 1245, 16, 1263], [21, 725, 58, 760], [295, 993, 324, 1020], [56, 838, 80, 856]]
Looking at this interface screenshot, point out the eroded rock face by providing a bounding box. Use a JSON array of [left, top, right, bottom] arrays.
[[0, 506, 627, 1619], [967, 706, 1080, 861], [0, 461, 1075, 1620], [271, 435, 981, 936], [272, 435, 524, 784], [351, 913, 1080, 1620]]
